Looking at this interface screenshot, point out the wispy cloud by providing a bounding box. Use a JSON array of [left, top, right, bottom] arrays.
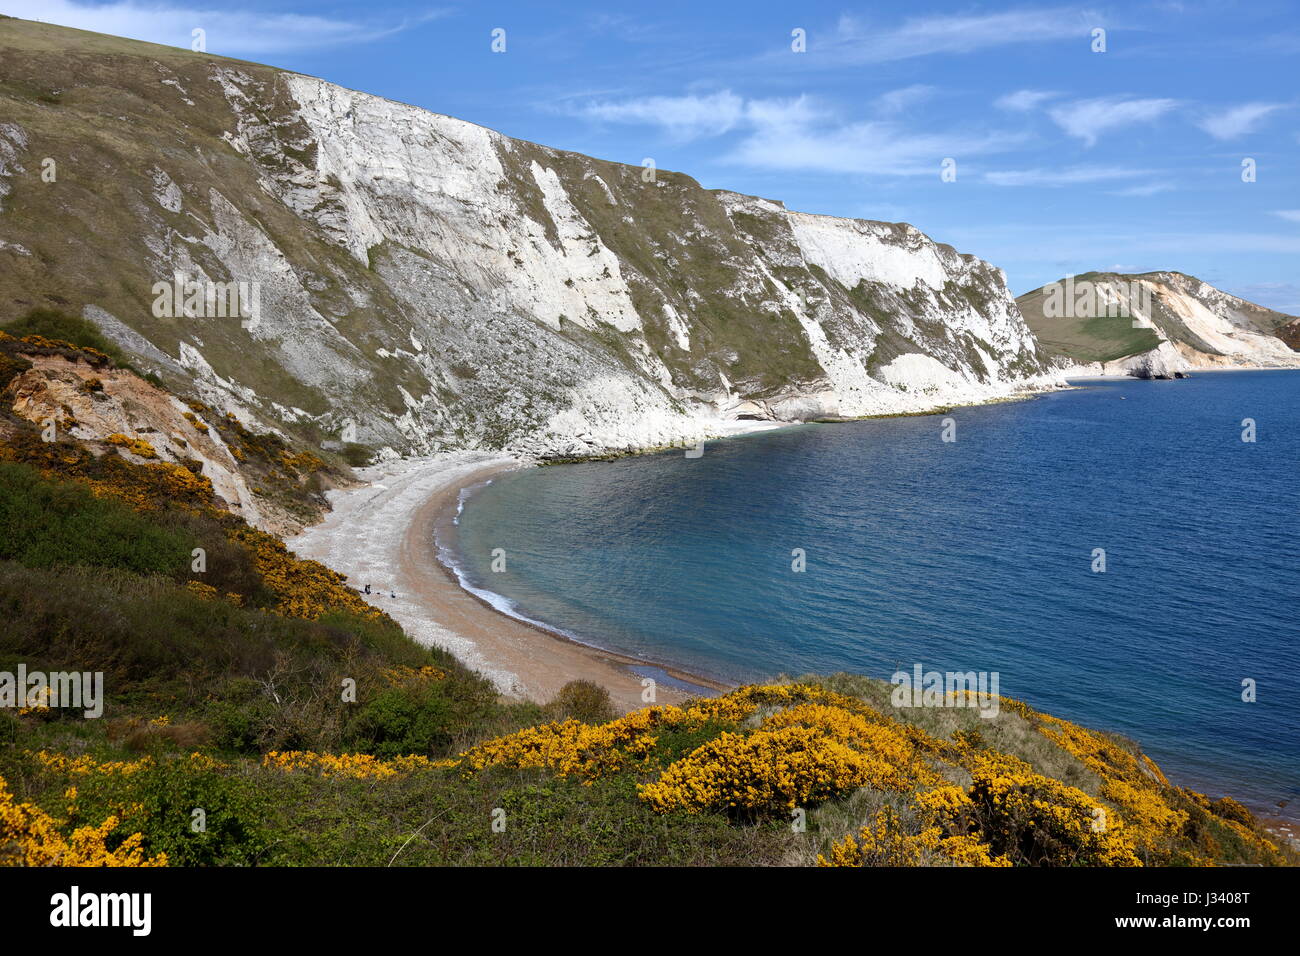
[[995, 89, 1062, 112], [1196, 102, 1287, 140], [570, 89, 1021, 176], [5, 0, 443, 55], [1047, 95, 1179, 146], [726, 118, 1016, 178], [983, 165, 1150, 187], [578, 91, 747, 140], [1109, 182, 1175, 197], [873, 84, 937, 115], [817, 7, 1100, 64], [1274, 210, 1300, 223]]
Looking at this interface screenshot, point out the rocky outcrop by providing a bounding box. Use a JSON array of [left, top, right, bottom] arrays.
[[4, 350, 263, 518], [0, 331, 347, 534], [0, 19, 1057, 461]]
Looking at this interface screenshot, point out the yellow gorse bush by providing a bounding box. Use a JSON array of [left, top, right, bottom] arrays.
[[30, 752, 155, 778], [458, 708, 681, 780], [1032, 713, 1189, 858], [262, 751, 451, 779], [639, 702, 944, 815], [820, 804, 1011, 868], [182, 411, 210, 433], [382, 665, 448, 686], [819, 752, 1138, 868], [641, 726, 906, 815], [0, 775, 166, 867], [230, 526, 387, 622], [955, 751, 1142, 866], [104, 433, 158, 459]]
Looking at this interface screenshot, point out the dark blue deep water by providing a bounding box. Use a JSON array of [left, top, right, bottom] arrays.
[[447, 371, 1300, 817]]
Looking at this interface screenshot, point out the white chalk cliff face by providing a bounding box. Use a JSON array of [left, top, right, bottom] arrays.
[[1020, 272, 1300, 379], [1104, 274, 1300, 377], [0, 24, 1057, 460]]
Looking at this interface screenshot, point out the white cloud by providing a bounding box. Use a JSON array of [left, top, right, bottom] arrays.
[[824, 8, 1098, 63], [572, 90, 1019, 175], [1196, 103, 1287, 140], [983, 165, 1149, 187], [4, 0, 441, 55], [1047, 96, 1179, 146], [995, 89, 1061, 112], [579, 91, 747, 140], [1274, 210, 1300, 223], [741, 95, 821, 130], [727, 120, 1014, 177], [1109, 182, 1175, 197], [873, 84, 937, 115]]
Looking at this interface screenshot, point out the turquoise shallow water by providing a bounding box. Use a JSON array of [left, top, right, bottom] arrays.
[[444, 371, 1300, 818]]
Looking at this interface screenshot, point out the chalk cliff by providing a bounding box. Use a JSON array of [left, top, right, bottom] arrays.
[[0, 18, 1058, 460]]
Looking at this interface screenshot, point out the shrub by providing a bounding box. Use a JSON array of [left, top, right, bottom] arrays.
[[0, 773, 166, 867], [340, 443, 372, 468], [639, 701, 941, 817], [947, 753, 1141, 866], [550, 680, 615, 724], [69, 758, 271, 866], [344, 687, 455, 758], [342, 670, 500, 759]]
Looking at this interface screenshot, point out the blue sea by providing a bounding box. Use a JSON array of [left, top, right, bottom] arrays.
[[444, 371, 1300, 818]]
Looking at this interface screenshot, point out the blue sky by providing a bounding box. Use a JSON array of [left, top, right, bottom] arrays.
[[12, 0, 1299, 310]]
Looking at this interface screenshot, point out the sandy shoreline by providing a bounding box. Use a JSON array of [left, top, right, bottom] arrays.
[[288, 452, 729, 710]]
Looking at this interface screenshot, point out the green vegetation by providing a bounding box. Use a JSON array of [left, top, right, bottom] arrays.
[[1017, 282, 1164, 363], [1, 307, 133, 368], [1077, 314, 1164, 361], [0, 462, 193, 575], [339, 442, 373, 468]]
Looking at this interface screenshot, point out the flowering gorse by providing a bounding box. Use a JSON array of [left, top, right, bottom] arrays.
[[0, 774, 166, 867]]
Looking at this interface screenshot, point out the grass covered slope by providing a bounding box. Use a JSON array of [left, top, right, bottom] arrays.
[[1018, 271, 1300, 366], [1017, 273, 1162, 364], [0, 334, 1292, 867]]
